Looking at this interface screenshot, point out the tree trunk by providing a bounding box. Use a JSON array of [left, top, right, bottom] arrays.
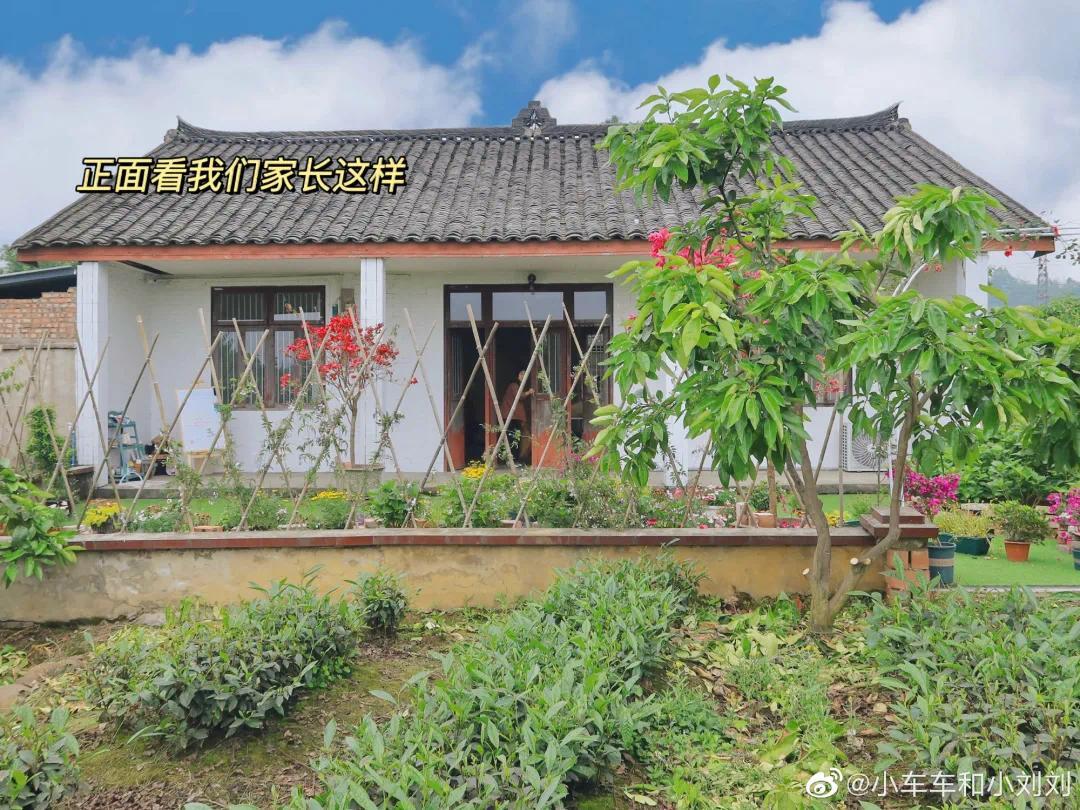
[[348, 401, 358, 467], [766, 460, 779, 523], [789, 440, 836, 633]]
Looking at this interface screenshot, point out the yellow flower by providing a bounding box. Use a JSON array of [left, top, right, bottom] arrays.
[[825, 510, 841, 527], [311, 489, 346, 502], [85, 501, 121, 528], [462, 461, 487, 480]]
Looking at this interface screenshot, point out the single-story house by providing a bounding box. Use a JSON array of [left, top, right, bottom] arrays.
[[13, 101, 1054, 478]]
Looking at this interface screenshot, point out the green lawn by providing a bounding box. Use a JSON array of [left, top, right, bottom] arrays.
[[954, 536, 1080, 588]]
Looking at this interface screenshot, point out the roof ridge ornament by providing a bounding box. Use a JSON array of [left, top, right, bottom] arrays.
[[511, 100, 556, 135]]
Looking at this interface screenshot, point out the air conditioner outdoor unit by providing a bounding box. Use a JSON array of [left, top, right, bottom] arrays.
[[840, 417, 891, 473]]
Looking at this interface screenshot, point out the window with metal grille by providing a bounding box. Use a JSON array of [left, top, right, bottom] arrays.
[[211, 286, 325, 408]]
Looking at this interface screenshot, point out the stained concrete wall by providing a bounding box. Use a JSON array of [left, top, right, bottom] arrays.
[[0, 339, 77, 462], [0, 540, 885, 623]]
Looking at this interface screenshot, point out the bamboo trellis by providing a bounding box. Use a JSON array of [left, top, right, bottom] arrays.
[[0, 302, 643, 535]]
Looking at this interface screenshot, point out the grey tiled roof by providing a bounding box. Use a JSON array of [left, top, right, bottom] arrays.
[[14, 103, 1045, 249]]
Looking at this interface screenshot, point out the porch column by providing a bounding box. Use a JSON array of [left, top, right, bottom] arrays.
[[75, 262, 107, 470], [356, 258, 386, 466]]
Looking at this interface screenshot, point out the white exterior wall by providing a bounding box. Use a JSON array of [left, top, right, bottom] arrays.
[[381, 260, 637, 474], [79, 250, 909, 476]]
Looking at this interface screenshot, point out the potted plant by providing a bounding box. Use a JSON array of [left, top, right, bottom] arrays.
[[992, 501, 1051, 562], [746, 481, 775, 528], [933, 507, 992, 556]]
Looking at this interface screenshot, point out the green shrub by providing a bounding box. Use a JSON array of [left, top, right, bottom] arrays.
[[86, 577, 362, 751], [991, 500, 1051, 542], [363, 481, 419, 527], [844, 494, 876, 519], [351, 570, 409, 636], [427, 474, 514, 528], [525, 471, 644, 529], [302, 495, 354, 530], [294, 555, 701, 808], [219, 494, 285, 531], [1041, 294, 1080, 326], [932, 506, 991, 537], [23, 405, 59, 480], [0, 461, 78, 586], [0, 705, 79, 808], [866, 584, 1080, 780], [746, 481, 771, 511], [128, 502, 210, 533], [939, 431, 1074, 504]]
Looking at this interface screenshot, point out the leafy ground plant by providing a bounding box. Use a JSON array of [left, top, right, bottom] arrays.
[[0, 460, 78, 585], [85, 576, 363, 751], [0, 705, 80, 809], [350, 570, 410, 637], [866, 583, 1080, 785], [286, 555, 701, 808]]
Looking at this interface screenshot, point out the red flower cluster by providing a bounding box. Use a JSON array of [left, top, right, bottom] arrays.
[[281, 315, 398, 390], [648, 228, 736, 269]]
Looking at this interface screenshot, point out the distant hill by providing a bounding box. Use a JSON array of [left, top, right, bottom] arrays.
[[987, 267, 1080, 307]]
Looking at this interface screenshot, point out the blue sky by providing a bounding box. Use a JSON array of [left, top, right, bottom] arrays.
[[3, 1, 919, 126], [0, 0, 1076, 279]]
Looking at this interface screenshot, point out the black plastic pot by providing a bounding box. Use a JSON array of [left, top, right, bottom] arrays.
[[928, 541, 956, 586]]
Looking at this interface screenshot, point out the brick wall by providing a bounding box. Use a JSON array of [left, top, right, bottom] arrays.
[[0, 288, 76, 339]]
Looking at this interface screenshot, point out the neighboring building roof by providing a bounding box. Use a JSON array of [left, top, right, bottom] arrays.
[[0, 265, 76, 298], [14, 102, 1046, 250]]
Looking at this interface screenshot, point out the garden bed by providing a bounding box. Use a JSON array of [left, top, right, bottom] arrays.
[[4, 569, 1076, 809], [1, 610, 478, 809]]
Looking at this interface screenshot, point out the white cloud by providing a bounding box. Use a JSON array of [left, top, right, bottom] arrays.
[[537, 0, 1080, 280], [508, 0, 577, 73], [0, 21, 482, 245]]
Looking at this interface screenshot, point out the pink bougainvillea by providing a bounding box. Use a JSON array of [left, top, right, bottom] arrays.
[[904, 470, 960, 516], [1047, 488, 1080, 543]]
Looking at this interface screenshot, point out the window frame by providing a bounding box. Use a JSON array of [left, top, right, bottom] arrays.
[[210, 285, 326, 409]]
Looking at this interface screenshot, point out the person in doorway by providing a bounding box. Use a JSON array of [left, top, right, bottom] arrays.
[[500, 368, 534, 464]]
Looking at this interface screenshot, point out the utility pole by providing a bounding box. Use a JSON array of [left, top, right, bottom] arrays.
[[1036, 255, 1050, 307]]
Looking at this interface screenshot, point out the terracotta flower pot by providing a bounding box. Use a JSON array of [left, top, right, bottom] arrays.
[[753, 511, 777, 528], [1003, 539, 1031, 562]]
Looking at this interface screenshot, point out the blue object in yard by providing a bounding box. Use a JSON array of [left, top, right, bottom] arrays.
[[1073, 538, 1080, 571], [929, 541, 955, 586]]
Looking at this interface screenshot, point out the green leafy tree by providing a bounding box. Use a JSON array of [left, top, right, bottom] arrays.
[[591, 76, 1080, 630], [1, 245, 66, 275]]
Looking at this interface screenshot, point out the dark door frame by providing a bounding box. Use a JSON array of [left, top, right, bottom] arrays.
[[443, 283, 613, 469]]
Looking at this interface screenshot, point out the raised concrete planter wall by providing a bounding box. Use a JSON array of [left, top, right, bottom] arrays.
[[0, 520, 937, 623]]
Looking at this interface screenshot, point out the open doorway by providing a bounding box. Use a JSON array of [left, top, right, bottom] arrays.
[[446, 327, 485, 468], [444, 284, 612, 470], [493, 328, 534, 466]]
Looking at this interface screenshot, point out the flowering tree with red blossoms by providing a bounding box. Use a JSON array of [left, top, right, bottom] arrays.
[[281, 313, 399, 468], [591, 75, 1080, 631]]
